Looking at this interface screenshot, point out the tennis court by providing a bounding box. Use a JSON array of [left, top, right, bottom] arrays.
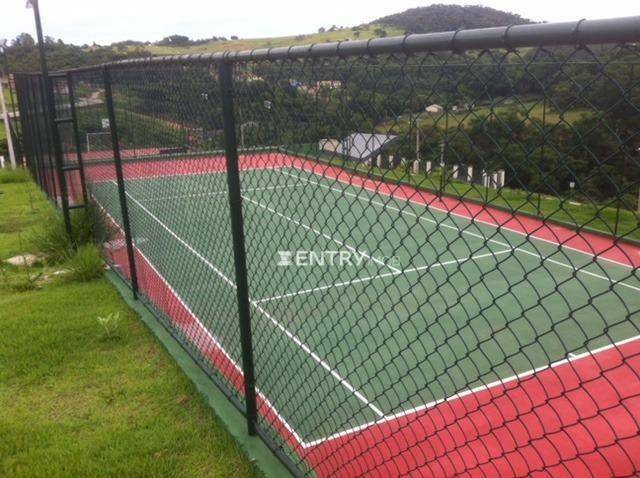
[[87, 153, 640, 475]]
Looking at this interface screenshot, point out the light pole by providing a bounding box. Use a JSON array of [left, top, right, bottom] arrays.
[[28, 0, 72, 235], [0, 39, 17, 169]]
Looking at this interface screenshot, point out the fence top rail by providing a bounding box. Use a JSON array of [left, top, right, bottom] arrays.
[[16, 15, 640, 76]]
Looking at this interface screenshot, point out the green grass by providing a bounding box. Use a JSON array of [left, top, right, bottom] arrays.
[[2, 85, 16, 108], [291, 147, 640, 242], [133, 24, 405, 55], [0, 176, 258, 476], [379, 101, 592, 133], [1, 84, 16, 144]]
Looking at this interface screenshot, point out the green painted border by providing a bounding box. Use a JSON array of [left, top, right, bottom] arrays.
[[105, 270, 292, 478]]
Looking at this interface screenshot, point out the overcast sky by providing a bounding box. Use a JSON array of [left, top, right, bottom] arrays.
[[1, 0, 638, 45]]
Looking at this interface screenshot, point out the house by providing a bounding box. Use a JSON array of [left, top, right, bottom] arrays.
[[321, 133, 398, 162]]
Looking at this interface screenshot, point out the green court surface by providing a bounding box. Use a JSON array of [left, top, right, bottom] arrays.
[[91, 165, 640, 444]]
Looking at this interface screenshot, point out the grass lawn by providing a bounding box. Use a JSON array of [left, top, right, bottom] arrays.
[[134, 24, 405, 55], [0, 173, 259, 477], [2, 86, 16, 111], [379, 101, 592, 134]]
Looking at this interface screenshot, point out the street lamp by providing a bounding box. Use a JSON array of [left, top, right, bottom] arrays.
[[27, 0, 73, 235], [0, 38, 17, 168]]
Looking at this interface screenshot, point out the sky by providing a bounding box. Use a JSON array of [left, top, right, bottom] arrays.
[[1, 0, 638, 46]]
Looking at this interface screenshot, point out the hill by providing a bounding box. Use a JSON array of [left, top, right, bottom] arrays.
[[374, 4, 531, 34], [135, 24, 405, 56], [5, 4, 533, 71]]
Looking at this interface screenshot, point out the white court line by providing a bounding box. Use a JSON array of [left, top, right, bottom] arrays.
[[255, 248, 514, 304], [250, 301, 383, 417], [92, 165, 286, 184], [92, 196, 307, 445], [242, 194, 402, 274], [280, 169, 640, 294], [301, 333, 640, 448], [114, 181, 384, 419], [142, 182, 301, 202], [283, 167, 638, 270], [114, 180, 235, 288], [296, 166, 637, 270]]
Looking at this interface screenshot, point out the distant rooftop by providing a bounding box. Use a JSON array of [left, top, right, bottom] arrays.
[[331, 133, 398, 161]]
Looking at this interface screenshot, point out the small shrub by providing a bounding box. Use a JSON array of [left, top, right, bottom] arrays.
[[0, 168, 31, 184], [66, 244, 104, 282], [72, 202, 113, 246], [31, 212, 73, 264], [31, 202, 112, 264], [97, 312, 122, 341], [0, 263, 42, 292]]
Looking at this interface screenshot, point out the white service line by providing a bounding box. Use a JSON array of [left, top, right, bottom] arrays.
[[250, 301, 384, 417], [113, 181, 384, 419], [242, 194, 402, 274], [120, 164, 286, 182], [143, 182, 301, 202], [279, 170, 640, 293], [301, 333, 640, 448], [255, 248, 514, 304]]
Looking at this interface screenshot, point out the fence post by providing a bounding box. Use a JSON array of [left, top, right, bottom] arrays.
[[43, 73, 72, 235], [103, 66, 139, 298], [25, 77, 46, 192], [66, 72, 88, 205], [219, 60, 258, 436]]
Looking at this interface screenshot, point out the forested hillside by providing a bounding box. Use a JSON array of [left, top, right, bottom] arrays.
[[374, 4, 531, 33]]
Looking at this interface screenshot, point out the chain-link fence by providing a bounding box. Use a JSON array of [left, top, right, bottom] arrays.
[[15, 17, 640, 477]]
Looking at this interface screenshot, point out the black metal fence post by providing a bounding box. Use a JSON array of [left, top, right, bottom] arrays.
[[219, 60, 258, 436], [66, 72, 88, 205], [26, 77, 46, 191], [38, 75, 59, 203], [44, 78, 72, 235], [103, 66, 139, 298]]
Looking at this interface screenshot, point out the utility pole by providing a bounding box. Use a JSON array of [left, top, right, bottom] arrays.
[[0, 40, 16, 168]]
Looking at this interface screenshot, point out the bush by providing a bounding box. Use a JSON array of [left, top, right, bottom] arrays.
[[71, 202, 112, 247], [31, 202, 112, 264], [0, 263, 42, 292], [0, 167, 30, 184], [65, 244, 104, 282], [31, 212, 73, 264]]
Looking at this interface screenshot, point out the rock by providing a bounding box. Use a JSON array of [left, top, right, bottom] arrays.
[[5, 253, 43, 267]]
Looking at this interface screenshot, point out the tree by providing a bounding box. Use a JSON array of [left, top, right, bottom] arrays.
[[230, 35, 239, 40], [12, 33, 35, 47], [157, 35, 192, 46], [318, 27, 326, 33]]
